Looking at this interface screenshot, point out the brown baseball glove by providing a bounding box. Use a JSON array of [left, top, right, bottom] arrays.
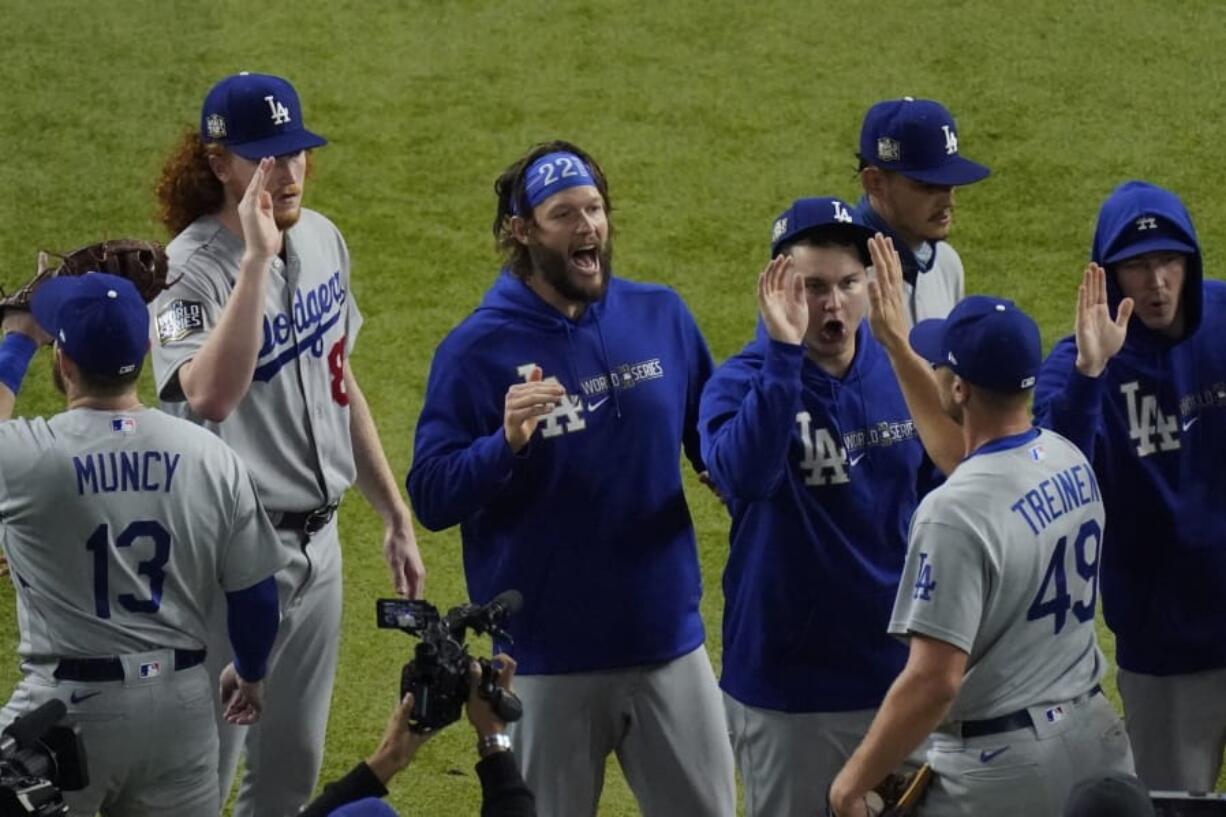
[[0, 239, 171, 316], [872, 763, 934, 816]]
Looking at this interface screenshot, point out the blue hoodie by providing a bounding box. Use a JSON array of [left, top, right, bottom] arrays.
[[699, 323, 930, 711], [407, 271, 713, 674], [1034, 181, 1226, 676]]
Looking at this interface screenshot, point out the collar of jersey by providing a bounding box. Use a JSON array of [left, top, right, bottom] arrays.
[[963, 426, 1041, 461]]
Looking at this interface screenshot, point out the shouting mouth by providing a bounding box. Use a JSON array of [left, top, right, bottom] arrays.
[[571, 245, 601, 276], [819, 319, 846, 343]]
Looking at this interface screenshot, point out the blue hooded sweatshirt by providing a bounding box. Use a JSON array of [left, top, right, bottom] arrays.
[[407, 271, 714, 674], [699, 323, 930, 711], [1034, 180, 1226, 676]]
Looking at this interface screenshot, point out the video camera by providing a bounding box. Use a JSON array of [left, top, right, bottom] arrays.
[[376, 590, 524, 733], [0, 700, 87, 816]]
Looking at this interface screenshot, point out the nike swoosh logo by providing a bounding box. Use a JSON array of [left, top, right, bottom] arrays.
[[586, 396, 611, 412], [848, 453, 867, 467], [979, 746, 1009, 763], [69, 690, 101, 704], [1182, 416, 1199, 431]]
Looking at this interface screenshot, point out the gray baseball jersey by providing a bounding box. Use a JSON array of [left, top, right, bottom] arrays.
[[903, 242, 965, 326], [150, 209, 363, 511], [890, 427, 1107, 721], [151, 208, 363, 817], [0, 407, 290, 658]]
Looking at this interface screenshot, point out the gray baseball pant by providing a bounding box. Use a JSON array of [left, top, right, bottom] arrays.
[[922, 691, 1134, 816], [1117, 665, 1226, 791], [207, 520, 343, 817], [508, 644, 736, 817], [2, 650, 218, 817]]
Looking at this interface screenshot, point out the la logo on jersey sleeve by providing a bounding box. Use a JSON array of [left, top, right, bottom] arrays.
[[156, 300, 205, 345]]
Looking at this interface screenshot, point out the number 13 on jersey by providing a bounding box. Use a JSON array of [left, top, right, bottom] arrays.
[[86, 520, 172, 619]]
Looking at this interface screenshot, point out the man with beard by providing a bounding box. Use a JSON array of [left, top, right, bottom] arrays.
[[408, 141, 736, 817], [0, 275, 292, 817], [150, 72, 425, 817], [853, 97, 991, 325]]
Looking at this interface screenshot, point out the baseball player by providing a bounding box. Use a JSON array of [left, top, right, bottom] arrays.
[[1034, 181, 1226, 791], [698, 199, 937, 816], [0, 273, 292, 817], [853, 97, 990, 324], [828, 263, 1134, 817], [150, 72, 425, 817], [407, 140, 736, 817]]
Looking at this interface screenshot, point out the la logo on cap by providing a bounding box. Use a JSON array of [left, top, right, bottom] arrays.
[[942, 125, 958, 155], [1135, 216, 1158, 232], [265, 95, 291, 125]]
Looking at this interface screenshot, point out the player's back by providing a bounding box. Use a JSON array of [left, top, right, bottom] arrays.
[[0, 406, 262, 660], [912, 427, 1107, 722]]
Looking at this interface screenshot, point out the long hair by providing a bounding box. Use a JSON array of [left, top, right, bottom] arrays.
[[491, 140, 613, 280], [154, 128, 227, 237]]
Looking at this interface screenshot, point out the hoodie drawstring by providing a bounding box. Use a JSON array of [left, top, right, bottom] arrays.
[[593, 309, 623, 419]]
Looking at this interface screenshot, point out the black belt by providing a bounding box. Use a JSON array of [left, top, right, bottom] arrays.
[[273, 503, 338, 536], [53, 649, 207, 682], [960, 684, 1102, 739]]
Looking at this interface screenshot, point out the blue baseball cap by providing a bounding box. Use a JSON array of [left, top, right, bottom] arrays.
[[859, 98, 990, 187], [31, 273, 149, 377], [200, 72, 327, 160], [770, 196, 876, 258], [329, 798, 399, 816], [1101, 215, 1196, 265], [909, 295, 1041, 392]]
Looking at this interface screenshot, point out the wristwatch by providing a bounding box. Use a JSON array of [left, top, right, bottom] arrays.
[[477, 732, 512, 758]]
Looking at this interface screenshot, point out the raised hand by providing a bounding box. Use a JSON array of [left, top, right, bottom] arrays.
[[237, 157, 280, 262], [866, 233, 909, 354], [504, 366, 566, 453], [1074, 262, 1133, 378], [757, 255, 807, 345]]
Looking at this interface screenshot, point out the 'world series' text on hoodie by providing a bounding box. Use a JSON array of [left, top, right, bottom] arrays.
[[407, 271, 714, 675], [699, 323, 931, 711], [1034, 181, 1226, 676]]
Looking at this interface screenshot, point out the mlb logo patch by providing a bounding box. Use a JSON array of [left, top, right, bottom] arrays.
[[1029, 444, 1046, 462], [1044, 704, 1065, 723], [111, 416, 136, 433], [139, 661, 161, 679]]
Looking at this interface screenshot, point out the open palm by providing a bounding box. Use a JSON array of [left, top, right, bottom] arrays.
[[1075, 263, 1133, 377], [758, 255, 807, 345]]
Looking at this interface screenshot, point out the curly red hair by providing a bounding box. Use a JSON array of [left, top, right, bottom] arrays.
[[154, 128, 226, 238]]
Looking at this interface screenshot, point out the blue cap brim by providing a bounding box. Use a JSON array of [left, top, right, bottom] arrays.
[[228, 129, 327, 161], [1102, 235, 1196, 265], [771, 222, 878, 259], [898, 156, 991, 187], [909, 318, 949, 368]]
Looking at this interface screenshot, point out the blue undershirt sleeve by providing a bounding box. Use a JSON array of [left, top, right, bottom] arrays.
[[225, 577, 279, 682]]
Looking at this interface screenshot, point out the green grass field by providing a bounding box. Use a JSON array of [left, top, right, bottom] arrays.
[[1, 1, 1224, 813]]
